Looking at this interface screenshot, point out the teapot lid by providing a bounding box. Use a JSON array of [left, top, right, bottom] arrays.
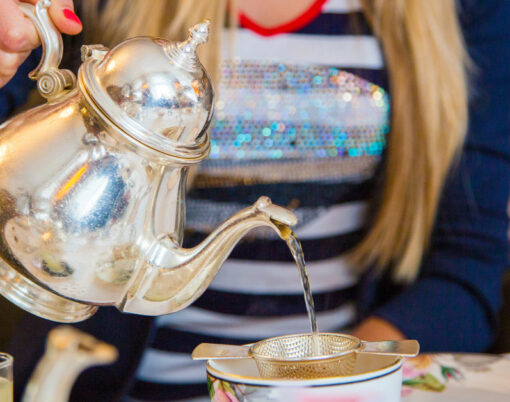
[[79, 21, 213, 162]]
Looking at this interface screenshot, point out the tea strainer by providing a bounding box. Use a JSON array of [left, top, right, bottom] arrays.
[[192, 333, 419, 379]]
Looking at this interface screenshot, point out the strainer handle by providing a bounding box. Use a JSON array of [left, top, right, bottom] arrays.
[[360, 339, 420, 357], [192, 343, 251, 360]]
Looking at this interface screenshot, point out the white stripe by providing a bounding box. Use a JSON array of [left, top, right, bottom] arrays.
[[217, 89, 387, 127], [137, 351, 205, 384], [187, 200, 367, 244], [224, 30, 383, 69], [209, 255, 357, 294], [295, 201, 367, 239], [157, 304, 355, 339], [323, 0, 362, 13]]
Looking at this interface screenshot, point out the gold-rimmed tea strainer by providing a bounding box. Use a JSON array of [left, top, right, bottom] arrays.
[[192, 333, 419, 379]]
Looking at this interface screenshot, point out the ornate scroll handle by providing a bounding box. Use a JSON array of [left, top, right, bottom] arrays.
[[19, 0, 76, 100]]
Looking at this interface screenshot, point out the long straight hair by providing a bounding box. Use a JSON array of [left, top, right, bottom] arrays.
[[80, 0, 228, 81], [81, 0, 469, 281]]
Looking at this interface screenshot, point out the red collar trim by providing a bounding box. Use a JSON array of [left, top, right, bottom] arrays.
[[239, 0, 328, 37]]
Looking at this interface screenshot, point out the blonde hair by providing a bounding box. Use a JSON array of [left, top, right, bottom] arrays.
[[80, 0, 229, 81], [81, 0, 469, 281], [355, 0, 468, 281]]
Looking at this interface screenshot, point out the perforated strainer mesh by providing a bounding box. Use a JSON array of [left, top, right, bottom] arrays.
[[250, 333, 361, 379]]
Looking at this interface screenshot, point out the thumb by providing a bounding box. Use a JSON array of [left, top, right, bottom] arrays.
[[48, 0, 82, 36]]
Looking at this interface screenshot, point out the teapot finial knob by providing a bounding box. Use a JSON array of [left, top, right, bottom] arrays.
[[168, 19, 211, 71], [187, 19, 210, 48]]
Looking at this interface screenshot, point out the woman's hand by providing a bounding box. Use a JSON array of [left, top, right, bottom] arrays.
[[0, 0, 82, 88], [352, 316, 406, 341]]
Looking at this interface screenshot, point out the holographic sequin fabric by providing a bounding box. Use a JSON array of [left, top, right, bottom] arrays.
[[194, 61, 390, 187]]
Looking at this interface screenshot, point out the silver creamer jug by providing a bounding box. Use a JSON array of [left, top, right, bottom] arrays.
[[0, 0, 297, 322], [22, 326, 118, 402]]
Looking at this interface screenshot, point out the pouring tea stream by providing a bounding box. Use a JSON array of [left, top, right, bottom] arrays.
[[276, 224, 321, 355], [0, 0, 297, 323]]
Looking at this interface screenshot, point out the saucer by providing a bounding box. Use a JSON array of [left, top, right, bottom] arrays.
[[402, 353, 510, 402], [207, 353, 402, 386]]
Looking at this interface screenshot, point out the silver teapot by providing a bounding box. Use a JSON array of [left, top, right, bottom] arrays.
[[0, 0, 297, 323]]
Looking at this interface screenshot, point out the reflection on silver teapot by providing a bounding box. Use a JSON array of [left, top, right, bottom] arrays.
[[0, 0, 297, 323]]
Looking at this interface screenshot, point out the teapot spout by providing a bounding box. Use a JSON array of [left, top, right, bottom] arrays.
[[120, 197, 297, 316]]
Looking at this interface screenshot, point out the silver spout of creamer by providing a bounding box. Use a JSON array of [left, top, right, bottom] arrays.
[[22, 326, 117, 402]]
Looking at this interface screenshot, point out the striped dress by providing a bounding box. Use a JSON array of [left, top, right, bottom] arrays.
[[130, 0, 389, 400]]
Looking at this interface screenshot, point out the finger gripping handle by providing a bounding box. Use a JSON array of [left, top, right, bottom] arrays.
[[19, 0, 76, 99]]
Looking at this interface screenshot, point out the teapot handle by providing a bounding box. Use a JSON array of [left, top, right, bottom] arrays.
[[19, 0, 76, 100]]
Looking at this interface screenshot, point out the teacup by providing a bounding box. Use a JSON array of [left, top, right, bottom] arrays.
[[206, 353, 403, 402]]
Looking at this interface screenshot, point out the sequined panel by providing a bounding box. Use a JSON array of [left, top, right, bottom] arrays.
[[194, 61, 389, 187]]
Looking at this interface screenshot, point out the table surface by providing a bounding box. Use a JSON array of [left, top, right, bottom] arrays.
[[402, 353, 510, 401]]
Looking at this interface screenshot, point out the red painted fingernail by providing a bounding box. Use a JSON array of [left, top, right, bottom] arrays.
[[62, 8, 82, 25]]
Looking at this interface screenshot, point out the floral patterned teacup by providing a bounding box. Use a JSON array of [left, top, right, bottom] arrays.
[[206, 353, 403, 402]]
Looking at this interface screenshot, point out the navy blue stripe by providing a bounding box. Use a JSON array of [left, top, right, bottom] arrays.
[[129, 380, 207, 401], [151, 328, 259, 353], [183, 229, 365, 261], [192, 286, 358, 316], [342, 67, 388, 89], [0, 48, 40, 121], [294, 12, 373, 36], [189, 180, 373, 207]]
